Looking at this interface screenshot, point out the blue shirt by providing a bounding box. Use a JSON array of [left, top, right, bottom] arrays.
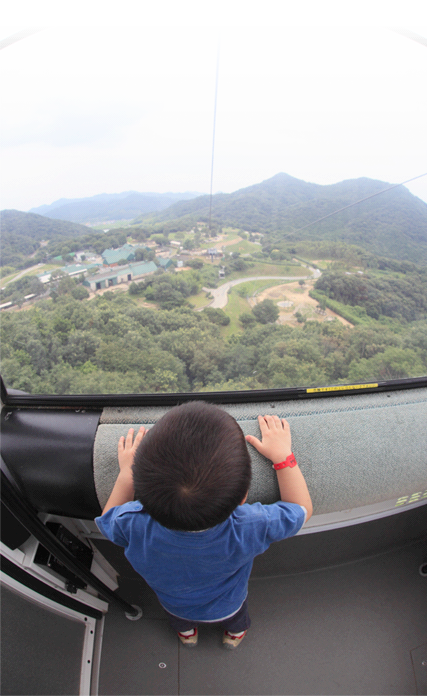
[[95, 500, 305, 621]]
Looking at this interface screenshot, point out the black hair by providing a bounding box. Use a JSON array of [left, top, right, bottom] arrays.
[[132, 401, 252, 531]]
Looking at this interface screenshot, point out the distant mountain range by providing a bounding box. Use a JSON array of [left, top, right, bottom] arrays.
[[29, 191, 204, 224], [141, 173, 427, 263], [3, 174, 427, 266]]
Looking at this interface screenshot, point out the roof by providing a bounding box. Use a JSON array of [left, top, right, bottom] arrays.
[[85, 261, 157, 283], [157, 257, 173, 268], [85, 264, 130, 282], [61, 264, 88, 275], [128, 261, 158, 276], [102, 244, 135, 265]]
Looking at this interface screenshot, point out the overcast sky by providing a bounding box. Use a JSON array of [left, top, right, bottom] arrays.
[[1, 1, 427, 211]]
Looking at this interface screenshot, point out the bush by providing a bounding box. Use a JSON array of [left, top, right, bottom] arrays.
[[201, 307, 230, 326], [71, 286, 90, 300], [239, 312, 256, 327], [252, 299, 279, 324]]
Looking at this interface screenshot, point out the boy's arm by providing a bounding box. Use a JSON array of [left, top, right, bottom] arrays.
[[102, 472, 135, 516], [101, 426, 146, 515], [246, 415, 313, 520]]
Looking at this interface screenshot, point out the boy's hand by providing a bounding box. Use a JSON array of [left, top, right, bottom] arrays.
[[118, 426, 146, 477], [246, 415, 292, 465]]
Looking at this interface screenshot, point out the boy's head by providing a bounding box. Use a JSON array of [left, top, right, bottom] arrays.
[[132, 401, 251, 531]]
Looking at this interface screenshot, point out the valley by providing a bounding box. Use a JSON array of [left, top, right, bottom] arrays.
[[1, 173, 426, 395]]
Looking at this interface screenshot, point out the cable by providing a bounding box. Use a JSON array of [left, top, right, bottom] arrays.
[[204, 29, 426, 238], [391, 29, 427, 49], [0, 29, 42, 51], [289, 172, 427, 236], [208, 43, 220, 233]]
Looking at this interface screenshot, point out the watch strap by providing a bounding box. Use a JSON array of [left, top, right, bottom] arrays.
[[272, 453, 297, 470]]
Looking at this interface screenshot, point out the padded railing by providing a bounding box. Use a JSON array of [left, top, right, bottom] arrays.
[[1, 388, 426, 520], [94, 387, 427, 515]]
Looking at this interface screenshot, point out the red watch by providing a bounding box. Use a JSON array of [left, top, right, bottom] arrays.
[[272, 453, 297, 470]]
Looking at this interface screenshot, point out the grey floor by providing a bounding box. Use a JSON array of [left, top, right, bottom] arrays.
[[95, 524, 427, 696]]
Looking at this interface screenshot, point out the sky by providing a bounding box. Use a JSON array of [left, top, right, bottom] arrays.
[[1, 1, 427, 212]]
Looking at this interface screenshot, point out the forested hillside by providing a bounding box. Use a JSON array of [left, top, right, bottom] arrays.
[[1, 291, 426, 395], [140, 173, 427, 264], [313, 269, 427, 322], [2, 174, 427, 396], [0, 210, 91, 267]]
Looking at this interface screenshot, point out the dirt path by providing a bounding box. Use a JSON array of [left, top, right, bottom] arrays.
[[252, 280, 353, 326], [205, 274, 313, 309]]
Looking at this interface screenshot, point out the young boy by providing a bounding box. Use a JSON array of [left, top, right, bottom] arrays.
[[95, 401, 312, 649]]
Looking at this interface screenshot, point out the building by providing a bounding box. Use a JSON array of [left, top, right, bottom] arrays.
[[157, 257, 174, 270], [37, 264, 100, 284], [61, 264, 93, 278], [101, 244, 135, 266], [83, 260, 157, 292]]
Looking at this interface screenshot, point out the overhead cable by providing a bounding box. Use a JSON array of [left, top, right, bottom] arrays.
[[209, 43, 220, 232]]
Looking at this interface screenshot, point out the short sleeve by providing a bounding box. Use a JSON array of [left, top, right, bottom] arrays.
[[260, 501, 306, 544], [95, 501, 142, 547]]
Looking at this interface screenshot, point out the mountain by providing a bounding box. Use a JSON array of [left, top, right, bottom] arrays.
[[29, 191, 204, 224], [0, 210, 92, 266], [141, 173, 427, 263]]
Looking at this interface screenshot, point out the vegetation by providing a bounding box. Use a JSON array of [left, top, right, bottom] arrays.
[[0, 210, 91, 268], [137, 174, 427, 264], [2, 175, 427, 395], [1, 289, 426, 394], [252, 299, 280, 324], [314, 269, 427, 322]]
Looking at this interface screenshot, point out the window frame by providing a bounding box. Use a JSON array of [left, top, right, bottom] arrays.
[[2, 374, 427, 408], [0, 25, 427, 409]]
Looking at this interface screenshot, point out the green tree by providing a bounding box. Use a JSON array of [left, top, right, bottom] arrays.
[[183, 238, 195, 250], [201, 307, 230, 326], [71, 286, 89, 300], [239, 312, 256, 327], [187, 258, 204, 270], [151, 234, 168, 246], [252, 299, 279, 324]]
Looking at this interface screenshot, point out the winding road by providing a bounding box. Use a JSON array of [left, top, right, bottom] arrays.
[[1, 263, 44, 287], [204, 269, 321, 309]]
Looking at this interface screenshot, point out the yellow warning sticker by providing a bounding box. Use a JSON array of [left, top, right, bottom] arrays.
[[306, 383, 378, 393], [395, 491, 427, 507]]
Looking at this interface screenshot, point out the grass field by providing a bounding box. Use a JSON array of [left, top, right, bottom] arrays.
[[232, 278, 297, 298], [0, 272, 20, 288], [226, 262, 306, 281], [27, 264, 62, 277], [225, 239, 260, 255], [91, 220, 134, 230], [0, 264, 62, 288], [221, 288, 251, 338], [188, 291, 213, 309]]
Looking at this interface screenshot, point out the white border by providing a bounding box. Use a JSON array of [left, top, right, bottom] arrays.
[[300, 496, 427, 534], [1, 571, 98, 695]]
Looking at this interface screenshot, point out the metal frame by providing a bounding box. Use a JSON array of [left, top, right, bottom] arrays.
[[0, 26, 427, 408], [299, 494, 427, 535], [2, 373, 427, 408], [1, 467, 140, 618], [1, 569, 98, 696]]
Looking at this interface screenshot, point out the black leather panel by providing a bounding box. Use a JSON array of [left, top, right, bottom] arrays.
[[1, 409, 102, 518]]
